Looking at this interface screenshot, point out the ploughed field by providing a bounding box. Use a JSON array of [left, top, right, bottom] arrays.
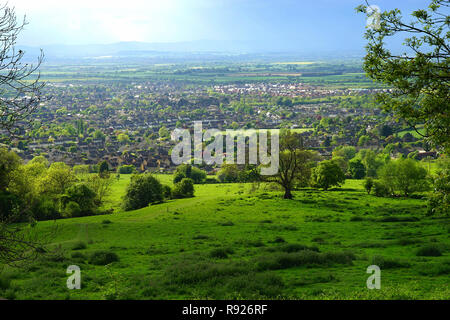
[[1, 176, 449, 299]]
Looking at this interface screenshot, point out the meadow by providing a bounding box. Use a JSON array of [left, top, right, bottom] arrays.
[[0, 175, 448, 300]]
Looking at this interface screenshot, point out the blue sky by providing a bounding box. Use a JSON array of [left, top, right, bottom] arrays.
[[11, 0, 431, 52]]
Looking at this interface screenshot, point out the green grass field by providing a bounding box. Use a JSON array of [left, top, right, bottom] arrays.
[[0, 176, 448, 300]]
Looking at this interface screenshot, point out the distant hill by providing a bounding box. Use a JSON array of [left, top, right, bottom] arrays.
[[18, 40, 365, 63]]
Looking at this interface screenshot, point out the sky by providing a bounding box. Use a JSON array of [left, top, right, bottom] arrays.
[[10, 0, 432, 52]]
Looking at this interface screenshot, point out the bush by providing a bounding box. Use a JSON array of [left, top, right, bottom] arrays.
[[311, 160, 345, 190], [32, 196, 60, 221], [162, 185, 172, 199], [88, 250, 119, 265], [255, 250, 355, 271], [427, 168, 449, 216], [363, 177, 374, 194], [172, 178, 194, 199], [72, 241, 87, 250], [123, 174, 163, 211], [209, 248, 234, 259], [373, 181, 389, 197], [63, 183, 98, 217], [64, 201, 81, 218], [268, 243, 319, 253], [416, 245, 443, 257], [349, 159, 366, 179], [217, 164, 239, 183], [0, 191, 22, 221], [118, 165, 136, 174], [378, 158, 429, 196], [173, 164, 206, 184], [370, 255, 410, 268]]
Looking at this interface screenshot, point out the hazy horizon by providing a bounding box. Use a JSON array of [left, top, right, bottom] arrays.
[[12, 0, 430, 53]]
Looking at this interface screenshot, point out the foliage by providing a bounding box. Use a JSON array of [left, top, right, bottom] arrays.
[[332, 146, 356, 161], [427, 165, 449, 216], [311, 160, 345, 190], [62, 183, 98, 217], [266, 130, 318, 199], [118, 165, 136, 174], [378, 158, 429, 196], [372, 181, 390, 197], [363, 177, 374, 194], [217, 164, 239, 183], [349, 158, 366, 179], [173, 164, 207, 184], [123, 174, 163, 211], [357, 0, 450, 152], [172, 178, 195, 199]]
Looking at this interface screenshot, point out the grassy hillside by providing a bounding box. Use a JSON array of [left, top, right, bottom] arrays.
[[0, 177, 449, 300]]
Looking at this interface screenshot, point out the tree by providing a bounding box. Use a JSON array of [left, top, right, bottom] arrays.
[[158, 126, 170, 139], [62, 183, 98, 217], [379, 158, 430, 196], [173, 164, 206, 184], [39, 162, 77, 196], [427, 165, 449, 215], [0, 148, 21, 191], [357, 1, 450, 152], [217, 164, 239, 183], [378, 124, 393, 138], [117, 133, 130, 144], [0, 5, 46, 266], [266, 130, 317, 199], [172, 178, 195, 199], [311, 160, 346, 190], [332, 146, 356, 161], [349, 158, 366, 179], [0, 6, 44, 135], [123, 174, 163, 211], [98, 160, 110, 178], [364, 177, 374, 194]]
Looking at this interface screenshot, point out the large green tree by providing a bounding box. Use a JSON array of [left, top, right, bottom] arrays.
[[266, 130, 317, 199], [357, 0, 449, 152]]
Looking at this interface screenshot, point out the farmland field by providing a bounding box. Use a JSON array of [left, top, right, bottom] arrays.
[[1, 176, 448, 300]]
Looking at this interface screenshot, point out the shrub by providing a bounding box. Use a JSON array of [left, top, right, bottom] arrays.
[[311, 160, 345, 190], [172, 178, 195, 199], [0, 275, 11, 290], [218, 221, 234, 226], [370, 255, 410, 268], [173, 164, 206, 184], [162, 185, 172, 199], [378, 158, 430, 196], [217, 164, 239, 183], [118, 165, 136, 174], [373, 181, 389, 197], [72, 241, 87, 250], [269, 243, 319, 253], [255, 250, 354, 271], [209, 248, 234, 259], [32, 196, 60, 221], [63, 183, 98, 217], [363, 177, 374, 194], [123, 174, 163, 211], [427, 167, 449, 216], [64, 201, 81, 218], [88, 250, 119, 265], [349, 159, 366, 179], [416, 245, 443, 257]]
